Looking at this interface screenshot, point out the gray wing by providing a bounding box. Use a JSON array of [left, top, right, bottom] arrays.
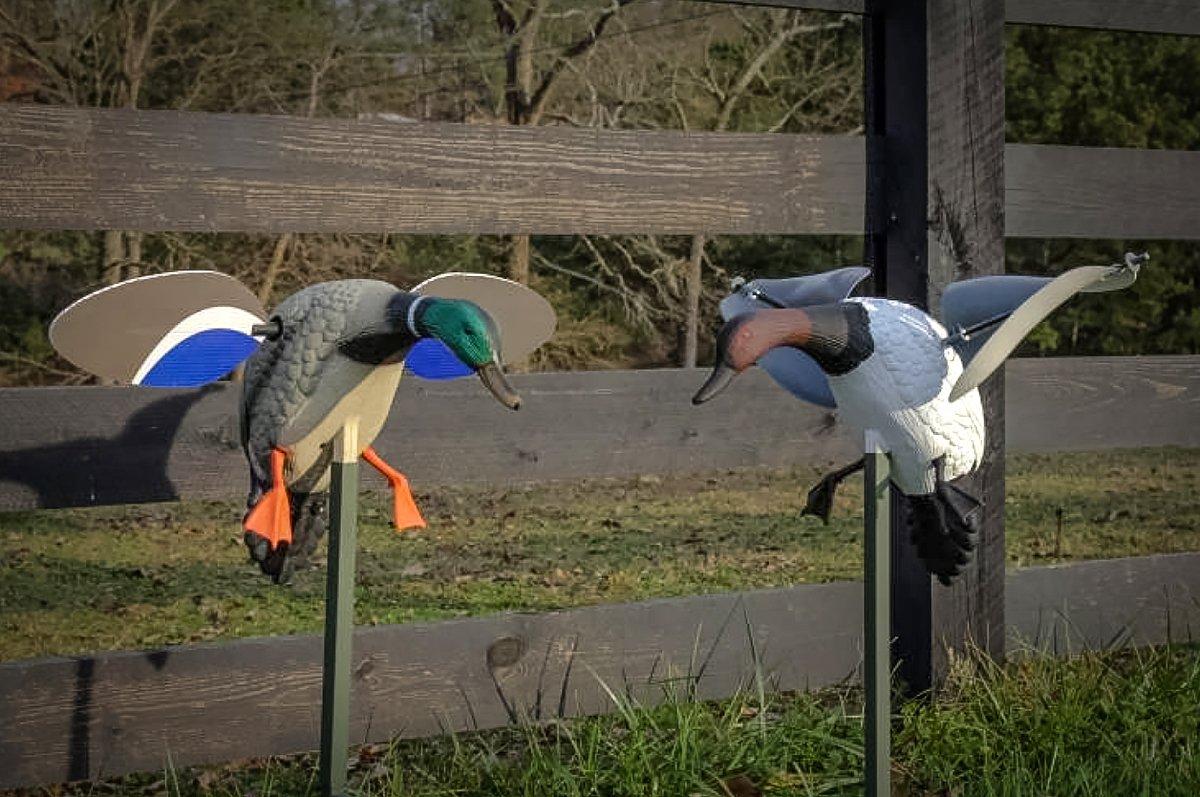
[[720, 266, 871, 408], [943, 255, 1142, 402]]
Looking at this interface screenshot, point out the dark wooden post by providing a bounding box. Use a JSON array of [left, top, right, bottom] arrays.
[[864, 0, 1006, 692]]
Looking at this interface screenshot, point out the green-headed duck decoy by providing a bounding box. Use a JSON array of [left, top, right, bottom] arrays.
[[50, 271, 555, 582]]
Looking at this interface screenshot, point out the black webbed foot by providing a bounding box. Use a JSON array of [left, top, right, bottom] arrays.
[[906, 458, 984, 585], [801, 458, 865, 524]]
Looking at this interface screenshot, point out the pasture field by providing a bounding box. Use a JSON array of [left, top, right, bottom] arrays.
[[1, 447, 1197, 662]]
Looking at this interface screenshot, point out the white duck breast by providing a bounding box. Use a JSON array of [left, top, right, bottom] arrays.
[[825, 298, 984, 495]]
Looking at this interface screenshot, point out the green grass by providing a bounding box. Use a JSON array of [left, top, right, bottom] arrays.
[[1, 448, 1198, 661], [9, 644, 1198, 796]]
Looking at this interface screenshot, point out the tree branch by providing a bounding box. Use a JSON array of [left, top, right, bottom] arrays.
[[527, 0, 637, 126]]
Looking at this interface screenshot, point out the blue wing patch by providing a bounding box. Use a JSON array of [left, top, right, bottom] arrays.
[[406, 338, 473, 380], [138, 329, 260, 387]]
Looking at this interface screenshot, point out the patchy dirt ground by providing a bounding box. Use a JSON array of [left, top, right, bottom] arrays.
[[1, 448, 1196, 661]]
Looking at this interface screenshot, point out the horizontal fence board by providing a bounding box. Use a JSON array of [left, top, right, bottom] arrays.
[[694, 0, 1200, 36], [1007, 552, 1200, 653], [0, 582, 864, 787], [1, 552, 1196, 787], [0, 106, 864, 236], [3, 107, 1198, 240], [1005, 144, 1200, 239], [0, 357, 1197, 512], [1006, 0, 1200, 37], [1004, 356, 1200, 451]]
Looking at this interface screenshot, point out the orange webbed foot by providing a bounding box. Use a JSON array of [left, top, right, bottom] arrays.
[[244, 448, 293, 548], [362, 446, 426, 532]]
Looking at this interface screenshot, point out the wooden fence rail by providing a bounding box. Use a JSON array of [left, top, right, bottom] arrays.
[[1, 551, 1196, 788], [0, 356, 1197, 512], [707, 0, 1200, 37], [2, 107, 1198, 239]]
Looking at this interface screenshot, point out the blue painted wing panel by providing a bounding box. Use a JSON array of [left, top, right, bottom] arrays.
[[405, 338, 473, 380], [140, 329, 260, 387]]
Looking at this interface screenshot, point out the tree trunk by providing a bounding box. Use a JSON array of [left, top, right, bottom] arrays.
[[125, 231, 142, 279], [258, 233, 293, 305], [103, 230, 125, 285], [682, 234, 705, 368], [507, 233, 531, 285]]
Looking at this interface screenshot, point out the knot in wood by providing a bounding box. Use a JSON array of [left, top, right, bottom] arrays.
[[486, 635, 526, 670]]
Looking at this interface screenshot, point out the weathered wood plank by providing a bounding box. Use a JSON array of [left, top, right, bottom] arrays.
[[1005, 356, 1200, 452], [1006, 0, 1200, 37], [0, 105, 865, 236], [1007, 552, 1200, 653], [0, 357, 1197, 512], [2, 106, 1198, 240], [2, 552, 1196, 788], [0, 581, 864, 787], [1006, 144, 1200, 240], [691, 0, 1200, 35], [864, 0, 1008, 692]]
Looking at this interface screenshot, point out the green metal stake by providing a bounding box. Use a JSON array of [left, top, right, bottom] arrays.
[[864, 432, 891, 797], [320, 421, 359, 797]]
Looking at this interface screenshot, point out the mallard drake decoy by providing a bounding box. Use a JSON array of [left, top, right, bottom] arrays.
[[692, 254, 1144, 584], [49, 270, 555, 583]]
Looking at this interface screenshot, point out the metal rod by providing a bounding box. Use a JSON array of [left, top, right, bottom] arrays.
[[320, 421, 359, 797], [864, 431, 891, 797]]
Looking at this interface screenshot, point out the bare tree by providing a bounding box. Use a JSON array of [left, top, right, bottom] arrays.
[[488, 0, 638, 285]]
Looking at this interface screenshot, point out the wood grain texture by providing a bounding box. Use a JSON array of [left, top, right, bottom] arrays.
[[0, 581, 864, 787], [924, 0, 1009, 691], [0, 105, 865, 236], [1006, 553, 1200, 653], [1006, 144, 1200, 240], [0, 357, 1197, 512], [864, 0, 1008, 692], [3, 552, 1196, 788], [1006, 0, 1200, 36], [1005, 356, 1200, 451], [2, 106, 1198, 240], [689, 0, 1200, 35]]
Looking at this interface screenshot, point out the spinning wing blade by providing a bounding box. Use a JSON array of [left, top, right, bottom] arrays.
[[719, 267, 870, 408], [732, 267, 871, 311], [948, 261, 1140, 402], [406, 272, 557, 380], [49, 271, 266, 387]]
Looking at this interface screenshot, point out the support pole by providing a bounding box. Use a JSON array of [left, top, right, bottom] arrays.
[[864, 432, 891, 797], [320, 420, 359, 797]]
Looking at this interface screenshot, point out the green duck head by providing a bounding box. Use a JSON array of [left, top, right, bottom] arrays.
[[415, 298, 522, 410]]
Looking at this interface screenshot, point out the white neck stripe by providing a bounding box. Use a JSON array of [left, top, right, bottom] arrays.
[[406, 296, 426, 336]]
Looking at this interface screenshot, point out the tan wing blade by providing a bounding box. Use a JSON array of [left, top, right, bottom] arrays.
[[48, 270, 265, 384], [949, 264, 1128, 402]]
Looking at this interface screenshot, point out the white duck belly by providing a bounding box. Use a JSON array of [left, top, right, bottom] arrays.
[[827, 298, 984, 495]]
